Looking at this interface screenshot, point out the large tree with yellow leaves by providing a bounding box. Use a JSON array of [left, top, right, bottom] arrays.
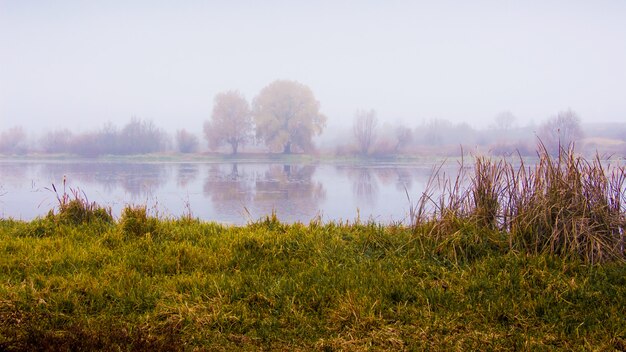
[[252, 80, 326, 154]]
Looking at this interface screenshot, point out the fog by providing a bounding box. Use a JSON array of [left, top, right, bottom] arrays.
[[2, 0, 626, 135]]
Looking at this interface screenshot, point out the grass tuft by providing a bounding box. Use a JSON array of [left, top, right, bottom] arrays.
[[119, 205, 160, 239]]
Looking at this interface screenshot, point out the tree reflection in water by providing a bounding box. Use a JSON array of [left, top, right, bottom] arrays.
[[393, 168, 414, 192], [203, 163, 325, 222], [176, 163, 199, 187], [40, 162, 169, 199], [254, 164, 326, 218], [340, 166, 427, 206], [203, 164, 255, 218], [370, 167, 415, 192], [352, 168, 379, 205], [1, 160, 442, 222]]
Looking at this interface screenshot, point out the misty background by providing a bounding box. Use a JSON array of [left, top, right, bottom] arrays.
[[2, 0, 625, 137]]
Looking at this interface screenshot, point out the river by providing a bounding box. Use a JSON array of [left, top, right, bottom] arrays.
[[0, 160, 452, 224]]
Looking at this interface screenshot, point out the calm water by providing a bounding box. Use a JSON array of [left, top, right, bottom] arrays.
[[0, 160, 448, 224]]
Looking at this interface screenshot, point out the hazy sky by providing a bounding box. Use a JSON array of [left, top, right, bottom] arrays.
[[1, 0, 625, 134]]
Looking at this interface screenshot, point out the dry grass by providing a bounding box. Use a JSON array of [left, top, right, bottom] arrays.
[[414, 143, 625, 263]]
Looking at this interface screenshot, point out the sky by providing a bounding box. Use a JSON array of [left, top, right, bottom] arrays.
[[1, 0, 625, 134]]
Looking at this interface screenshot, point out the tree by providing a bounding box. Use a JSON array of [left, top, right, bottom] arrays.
[[492, 111, 516, 131], [253, 80, 326, 153], [0, 126, 28, 155], [394, 125, 413, 152], [69, 132, 103, 157], [97, 122, 121, 155], [175, 129, 199, 153], [40, 129, 73, 153], [539, 109, 584, 155], [353, 109, 378, 155], [420, 118, 452, 146], [204, 91, 252, 154], [70, 122, 121, 157], [118, 117, 168, 154]]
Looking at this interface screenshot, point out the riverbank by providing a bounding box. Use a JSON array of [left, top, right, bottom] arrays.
[[0, 213, 624, 350], [1, 147, 625, 350], [0, 151, 455, 166]]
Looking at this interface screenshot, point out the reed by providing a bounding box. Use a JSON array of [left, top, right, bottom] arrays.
[[414, 143, 625, 263], [46, 178, 113, 225]]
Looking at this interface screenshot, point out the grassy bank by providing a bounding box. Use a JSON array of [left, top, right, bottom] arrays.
[[1, 146, 625, 350], [0, 213, 625, 350]]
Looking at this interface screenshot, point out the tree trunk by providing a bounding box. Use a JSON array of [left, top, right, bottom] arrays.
[[283, 142, 291, 154], [231, 141, 238, 155]]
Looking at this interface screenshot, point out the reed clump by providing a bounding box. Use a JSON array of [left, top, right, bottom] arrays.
[[46, 181, 113, 225], [415, 144, 625, 263]]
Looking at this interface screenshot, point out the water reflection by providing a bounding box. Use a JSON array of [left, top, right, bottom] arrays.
[[394, 168, 414, 191], [254, 164, 326, 215], [337, 165, 433, 207], [350, 168, 379, 205], [40, 162, 170, 199], [372, 167, 415, 191], [0, 160, 445, 223], [0, 162, 30, 187], [177, 163, 199, 187], [203, 164, 325, 221], [203, 164, 255, 216]]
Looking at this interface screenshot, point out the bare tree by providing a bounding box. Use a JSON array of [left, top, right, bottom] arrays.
[[98, 122, 121, 155], [539, 109, 584, 155], [418, 118, 452, 146], [353, 109, 378, 155], [40, 129, 73, 153], [0, 126, 28, 155], [394, 125, 413, 152], [175, 129, 199, 153], [117, 117, 168, 154], [204, 91, 252, 154], [69, 132, 103, 157], [415, 118, 478, 147], [74, 122, 121, 157], [493, 111, 516, 131]]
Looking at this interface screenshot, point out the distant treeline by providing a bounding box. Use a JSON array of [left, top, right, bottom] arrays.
[[1, 80, 626, 158], [2, 112, 625, 158], [0, 118, 169, 157]]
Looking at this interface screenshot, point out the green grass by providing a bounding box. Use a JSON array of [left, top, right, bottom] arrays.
[[0, 213, 624, 351], [1, 145, 624, 350]]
